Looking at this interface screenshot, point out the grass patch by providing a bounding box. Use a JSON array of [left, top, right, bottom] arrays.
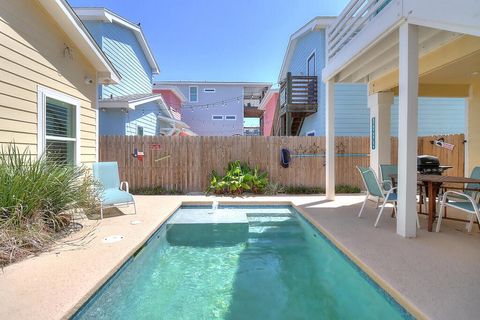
[[0, 144, 100, 267], [335, 184, 361, 193], [264, 183, 361, 195], [131, 186, 183, 195]]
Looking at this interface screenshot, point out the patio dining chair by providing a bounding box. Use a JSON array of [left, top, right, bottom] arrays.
[[357, 166, 420, 228], [436, 167, 480, 232], [92, 162, 136, 219], [379, 164, 397, 191]]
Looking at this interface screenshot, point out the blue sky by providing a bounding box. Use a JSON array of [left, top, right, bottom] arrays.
[[69, 0, 349, 84]]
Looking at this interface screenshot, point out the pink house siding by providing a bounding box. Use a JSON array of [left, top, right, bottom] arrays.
[[153, 89, 182, 114], [262, 92, 279, 136]]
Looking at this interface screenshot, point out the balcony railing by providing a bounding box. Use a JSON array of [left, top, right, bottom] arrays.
[[327, 0, 393, 61], [279, 73, 318, 113]]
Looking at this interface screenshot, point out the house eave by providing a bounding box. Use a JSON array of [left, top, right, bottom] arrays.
[[74, 7, 160, 74], [37, 1, 121, 84], [99, 94, 164, 110]]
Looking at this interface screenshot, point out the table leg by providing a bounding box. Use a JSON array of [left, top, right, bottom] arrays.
[[427, 181, 439, 232]]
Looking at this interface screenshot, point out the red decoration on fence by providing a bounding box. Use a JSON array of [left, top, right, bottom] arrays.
[[150, 144, 161, 150]]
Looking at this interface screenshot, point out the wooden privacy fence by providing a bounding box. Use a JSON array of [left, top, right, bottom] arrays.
[[391, 134, 465, 177], [99, 134, 464, 193], [99, 136, 370, 192]]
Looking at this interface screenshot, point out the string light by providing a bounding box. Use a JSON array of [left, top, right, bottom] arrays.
[[181, 94, 246, 109]]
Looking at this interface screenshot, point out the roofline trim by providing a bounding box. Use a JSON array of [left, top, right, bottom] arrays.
[[278, 16, 337, 82], [74, 7, 160, 74]]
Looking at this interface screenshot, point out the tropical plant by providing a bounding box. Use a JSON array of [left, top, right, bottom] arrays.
[[207, 161, 269, 195]]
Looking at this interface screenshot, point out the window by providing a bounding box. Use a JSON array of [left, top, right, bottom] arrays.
[[204, 88, 216, 93], [137, 125, 144, 136], [225, 115, 236, 120], [307, 51, 316, 76], [212, 115, 223, 120], [38, 87, 80, 165], [189, 86, 198, 102], [306, 130, 315, 136]]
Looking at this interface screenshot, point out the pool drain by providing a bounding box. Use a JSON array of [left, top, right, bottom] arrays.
[[130, 220, 142, 225], [102, 235, 124, 243]]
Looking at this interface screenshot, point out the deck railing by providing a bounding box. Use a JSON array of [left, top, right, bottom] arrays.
[[327, 0, 393, 60], [279, 73, 318, 113]]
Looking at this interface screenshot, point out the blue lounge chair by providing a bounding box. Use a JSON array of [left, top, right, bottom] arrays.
[[92, 162, 136, 219], [357, 166, 420, 228], [436, 167, 480, 232]]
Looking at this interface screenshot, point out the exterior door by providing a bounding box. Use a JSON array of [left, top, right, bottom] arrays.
[[307, 52, 316, 76]]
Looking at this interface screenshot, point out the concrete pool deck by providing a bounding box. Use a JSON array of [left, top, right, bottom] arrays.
[[0, 195, 478, 319]]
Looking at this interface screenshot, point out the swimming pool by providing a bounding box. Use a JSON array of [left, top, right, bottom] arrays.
[[73, 205, 413, 319]]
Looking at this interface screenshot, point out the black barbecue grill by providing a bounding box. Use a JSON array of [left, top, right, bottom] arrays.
[[417, 155, 452, 175]]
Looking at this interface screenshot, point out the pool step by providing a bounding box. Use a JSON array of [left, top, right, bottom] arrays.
[[248, 226, 305, 241], [247, 217, 299, 227], [246, 212, 293, 218], [247, 237, 307, 249]]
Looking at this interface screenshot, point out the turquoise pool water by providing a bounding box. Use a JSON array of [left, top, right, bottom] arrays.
[[73, 206, 412, 320]]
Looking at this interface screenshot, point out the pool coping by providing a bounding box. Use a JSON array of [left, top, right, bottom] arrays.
[[67, 200, 427, 320]]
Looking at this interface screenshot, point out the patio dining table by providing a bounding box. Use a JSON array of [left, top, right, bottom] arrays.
[[391, 174, 480, 232]]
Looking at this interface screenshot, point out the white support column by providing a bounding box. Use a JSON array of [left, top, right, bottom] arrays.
[[368, 92, 393, 176], [397, 23, 419, 238], [466, 83, 480, 175], [326, 79, 335, 200]]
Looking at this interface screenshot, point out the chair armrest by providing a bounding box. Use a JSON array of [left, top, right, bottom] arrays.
[[442, 190, 476, 203], [120, 181, 129, 193], [382, 180, 393, 191], [384, 187, 397, 198]]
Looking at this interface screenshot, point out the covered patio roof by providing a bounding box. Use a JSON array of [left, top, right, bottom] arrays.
[[322, 0, 480, 238]]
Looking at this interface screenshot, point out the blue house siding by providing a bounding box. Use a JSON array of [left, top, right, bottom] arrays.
[[124, 101, 160, 136], [84, 21, 153, 99], [83, 19, 162, 136], [99, 109, 126, 135], [287, 31, 326, 136], [99, 101, 161, 136], [285, 27, 466, 137], [391, 97, 465, 136]]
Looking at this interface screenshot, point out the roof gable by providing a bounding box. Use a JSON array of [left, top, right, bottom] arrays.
[[74, 7, 160, 74], [278, 16, 336, 81]]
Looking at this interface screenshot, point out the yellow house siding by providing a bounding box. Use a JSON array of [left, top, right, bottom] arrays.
[[0, 0, 100, 164]]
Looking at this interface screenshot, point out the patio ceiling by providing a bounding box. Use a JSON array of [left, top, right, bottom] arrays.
[[335, 26, 480, 97], [369, 34, 480, 95]]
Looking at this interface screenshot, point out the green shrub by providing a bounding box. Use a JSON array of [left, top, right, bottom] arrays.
[[207, 161, 268, 195], [264, 183, 286, 195], [335, 184, 361, 193], [0, 144, 100, 266], [282, 185, 325, 194], [263, 184, 361, 195], [131, 186, 183, 195]]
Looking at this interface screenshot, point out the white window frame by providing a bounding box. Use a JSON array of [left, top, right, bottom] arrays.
[[306, 50, 316, 76], [225, 115, 236, 121], [189, 86, 199, 103], [306, 130, 315, 136], [204, 88, 216, 93], [212, 115, 224, 120], [37, 86, 81, 166]]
